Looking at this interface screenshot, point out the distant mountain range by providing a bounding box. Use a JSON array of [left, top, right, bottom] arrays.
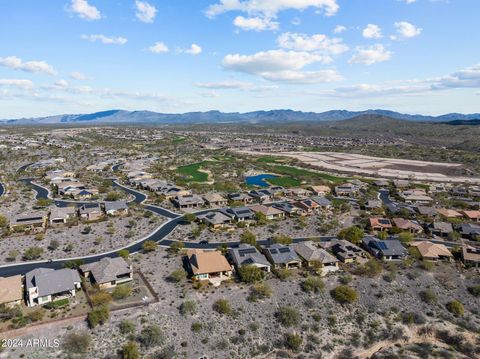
[[1, 109, 479, 125]]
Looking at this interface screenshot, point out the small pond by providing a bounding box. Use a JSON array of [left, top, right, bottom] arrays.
[[245, 174, 278, 187]]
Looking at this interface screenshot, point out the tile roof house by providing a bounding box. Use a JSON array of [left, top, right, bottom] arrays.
[[461, 245, 480, 267], [392, 218, 424, 234], [272, 202, 302, 216], [416, 206, 438, 217], [25, 268, 81, 307], [228, 244, 271, 272], [311, 196, 332, 209], [410, 241, 453, 261], [197, 211, 232, 229], [463, 210, 480, 222], [437, 208, 463, 219], [80, 257, 133, 289], [203, 193, 228, 207], [78, 204, 104, 221], [428, 222, 453, 237], [263, 243, 302, 269], [49, 206, 77, 224], [369, 217, 393, 232], [172, 194, 205, 209], [309, 185, 331, 196], [104, 201, 129, 216], [294, 241, 339, 271], [186, 249, 233, 285], [228, 193, 254, 204], [249, 204, 285, 220], [10, 212, 48, 233], [0, 275, 23, 307], [362, 236, 408, 261], [294, 198, 320, 213], [334, 184, 359, 197], [322, 239, 369, 264]]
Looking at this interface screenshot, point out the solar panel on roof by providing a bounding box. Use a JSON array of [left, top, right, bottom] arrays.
[[379, 219, 391, 225], [269, 249, 278, 254], [278, 248, 291, 253], [377, 241, 388, 250], [239, 248, 257, 256]]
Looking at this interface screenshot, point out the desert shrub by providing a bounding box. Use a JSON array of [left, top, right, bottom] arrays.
[[112, 285, 133, 300], [248, 283, 273, 302], [401, 312, 426, 325], [301, 276, 325, 293], [87, 305, 109, 328], [168, 269, 186, 283], [179, 300, 197, 316], [446, 300, 464, 316], [90, 291, 112, 306], [121, 341, 140, 359], [191, 322, 203, 332], [273, 268, 292, 281], [240, 230, 256, 245], [142, 240, 157, 253], [276, 306, 300, 327], [63, 332, 91, 354], [271, 235, 293, 245], [354, 259, 382, 277], [168, 241, 185, 254], [330, 285, 358, 304], [338, 226, 364, 244], [119, 320, 136, 335], [23, 246, 43, 260], [467, 285, 480, 297], [138, 324, 165, 348], [419, 289, 437, 304], [213, 299, 232, 315], [26, 308, 44, 322], [284, 332, 302, 352], [238, 265, 265, 283]]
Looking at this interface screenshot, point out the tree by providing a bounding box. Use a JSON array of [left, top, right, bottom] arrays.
[[179, 300, 197, 316], [338, 226, 364, 245], [23, 246, 43, 260], [213, 299, 232, 316], [183, 213, 196, 223], [63, 332, 91, 354], [90, 291, 113, 306], [398, 232, 414, 243], [112, 285, 132, 300], [168, 269, 186, 283], [87, 305, 110, 328], [330, 285, 358, 304], [117, 249, 129, 259], [272, 234, 293, 245], [238, 265, 265, 283], [105, 191, 121, 201], [276, 306, 300, 327], [142, 240, 157, 253], [6, 250, 19, 262], [168, 241, 185, 254], [240, 230, 256, 246], [119, 320, 136, 335], [138, 324, 165, 348], [446, 300, 464, 316], [36, 198, 51, 207], [284, 332, 302, 352], [301, 276, 325, 293], [121, 341, 139, 359]]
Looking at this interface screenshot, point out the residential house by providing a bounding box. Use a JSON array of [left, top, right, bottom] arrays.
[[295, 198, 319, 213], [334, 184, 358, 197], [463, 210, 480, 223], [228, 193, 254, 204], [80, 257, 133, 289], [400, 191, 434, 205], [172, 194, 205, 209], [157, 185, 190, 200], [288, 188, 310, 198], [369, 217, 393, 232], [0, 275, 23, 307], [104, 201, 129, 216], [250, 204, 285, 220], [428, 222, 453, 238], [203, 193, 228, 207], [461, 245, 480, 267], [272, 202, 302, 216], [416, 206, 438, 218], [311, 196, 332, 209], [294, 241, 339, 272], [437, 208, 463, 219], [186, 249, 233, 284], [373, 180, 389, 187], [220, 207, 256, 222], [57, 181, 85, 196], [459, 223, 480, 240], [393, 180, 410, 189], [365, 200, 383, 212], [25, 268, 81, 307], [321, 239, 368, 264], [45, 169, 75, 181], [10, 213, 47, 233], [410, 241, 453, 261], [248, 189, 273, 203], [69, 188, 99, 200], [197, 211, 232, 229], [228, 244, 271, 272], [78, 204, 104, 221], [309, 185, 331, 196], [392, 218, 423, 234], [362, 236, 408, 261], [50, 206, 76, 225], [263, 244, 302, 269]]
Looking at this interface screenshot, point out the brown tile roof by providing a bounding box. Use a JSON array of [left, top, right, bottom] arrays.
[[0, 275, 23, 305], [463, 210, 480, 220], [411, 241, 452, 259], [437, 208, 463, 218], [187, 249, 232, 275]]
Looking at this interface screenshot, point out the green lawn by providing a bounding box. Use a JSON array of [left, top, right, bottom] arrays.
[[269, 165, 346, 184], [177, 162, 209, 182], [256, 156, 284, 163], [266, 176, 301, 188]]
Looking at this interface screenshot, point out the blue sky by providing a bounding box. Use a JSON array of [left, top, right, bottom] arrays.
[[0, 0, 479, 118]]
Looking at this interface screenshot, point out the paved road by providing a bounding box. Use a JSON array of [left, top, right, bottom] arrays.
[[379, 189, 393, 205]]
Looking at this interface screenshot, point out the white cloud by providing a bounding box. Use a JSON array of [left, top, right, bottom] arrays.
[[179, 44, 202, 55], [0, 79, 34, 89], [54, 79, 69, 87], [362, 24, 382, 39], [135, 1, 157, 23], [67, 0, 101, 21], [233, 16, 279, 31], [69, 72, 87, 80], [403, 0, 416, 4], [148, 42, 169, 53], [206, 0, 340, 18], [199, 91, 220, 98], [277, 32, 348, 55], [194, 80, 278, 92], [222, 49, 342, 83], [333, 25, 346, 34], [81, 34, 128, 45], [394, 21, 422, 39], [0, 56, 57, 75], [349, 44, 392, 65]]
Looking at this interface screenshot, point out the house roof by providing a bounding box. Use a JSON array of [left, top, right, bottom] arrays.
[[309, 185, 331, 193], [264, 243, 301, 264], [0, 275, 23, 304], [294, 241, 338, 264], [370, 217, 392, 228], [462, 245, 480, 263], [203, 193, 227, 203], [249, 204, 284, 216], [460, 223, 480, 236], [411, 241, 452, 259], [437, 208, 463, 218], [430, 221, 453, 233], [187, 249, 232, 275], [197, 211, 231, 225], [174, 194, 204, 206], [311, 196, 331, 207], [26, 268, 80, 297], [393, 218, 423, 231], [104, 201, 128, 212], [229, 244, 270, 267], [80, 257, 131, 284], [363, 236, 407, 257], [272, 202, 299, 214], [463, 210, 480, 220]]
